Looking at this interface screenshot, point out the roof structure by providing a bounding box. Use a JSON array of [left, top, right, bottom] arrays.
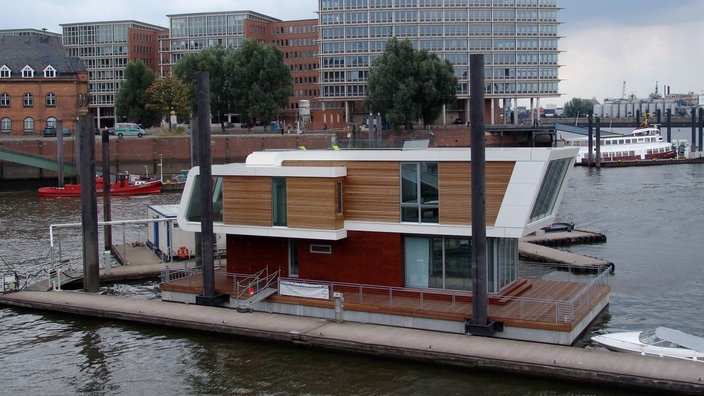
[[0, 34, 86, 77]]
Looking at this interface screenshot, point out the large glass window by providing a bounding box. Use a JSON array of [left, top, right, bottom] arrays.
[[23, 93, 33, 107], [401, 162, 438, 223], [272, 177, 287, 227], [529, 158, 571, 222], [0, 93, 9, 107], [405, 236, 471, 291]]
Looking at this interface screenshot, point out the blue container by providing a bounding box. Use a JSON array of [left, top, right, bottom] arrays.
[[270, 121, 278, 132]]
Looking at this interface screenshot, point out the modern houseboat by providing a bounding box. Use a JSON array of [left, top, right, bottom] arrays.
[[160, 145, 611, 345], [564, 125, 677, 165]]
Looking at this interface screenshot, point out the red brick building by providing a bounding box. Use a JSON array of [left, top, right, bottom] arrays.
[[0, 34, 88, 136]]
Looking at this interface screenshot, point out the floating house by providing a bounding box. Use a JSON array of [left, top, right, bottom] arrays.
[[161, 145, 611, 345]]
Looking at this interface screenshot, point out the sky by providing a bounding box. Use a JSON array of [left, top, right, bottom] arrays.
[[2, 0, 702, 106]]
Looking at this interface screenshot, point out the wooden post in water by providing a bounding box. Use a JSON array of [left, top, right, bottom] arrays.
[[666, 109, 672, 144], [691, 110, 697, 155], [101, 129, 112, 251], [78, 112, 99, 293], [587, 114, 594, 167], [465, 54, 497, 337], [56, 119, 64, 187], [595, 117, 601, 168], [193, 72, 226, 306], [699, 107, 704, 152]]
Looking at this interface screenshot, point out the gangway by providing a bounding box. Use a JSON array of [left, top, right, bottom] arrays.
[[0, 147, 77, 175]]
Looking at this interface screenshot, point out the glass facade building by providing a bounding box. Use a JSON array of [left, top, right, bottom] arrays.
[[317, 0, 560, 124], [61, 21, 167, 128]]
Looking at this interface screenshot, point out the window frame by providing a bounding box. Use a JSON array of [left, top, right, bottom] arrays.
[[23, 92, 33, 107], [46, 92, 56, 107], [0, 93, 9, 107]]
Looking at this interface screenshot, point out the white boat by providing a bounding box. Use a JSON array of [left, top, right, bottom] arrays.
[[564, 125, 678, 165], [591, 327, 704, 362]]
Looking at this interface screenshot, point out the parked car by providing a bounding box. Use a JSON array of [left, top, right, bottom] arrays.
[[42, 126, 57, 137], [114, 122, 146, 138]]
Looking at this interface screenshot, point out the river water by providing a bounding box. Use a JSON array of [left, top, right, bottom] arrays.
[[1, 160, 703, 395]]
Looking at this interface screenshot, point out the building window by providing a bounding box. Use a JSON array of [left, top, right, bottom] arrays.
[[1, 117, 10, 133], [23, 117, 34, 133], [21, 65, 34, 78], [529, 158, 572, 223], [272, 177, 287, 227], [43, 65, 57, 78], [400, 162, 438, 223], [46, 92, 56, 107], [46, 117, 57, 128], [0, 93, 9, 107], [405, 236, 472, 291], [23, 93, 33, 107], [0, 65, 10, 78]]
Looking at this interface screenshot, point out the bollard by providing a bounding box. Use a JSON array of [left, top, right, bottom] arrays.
[[333, 292, 344, 323]]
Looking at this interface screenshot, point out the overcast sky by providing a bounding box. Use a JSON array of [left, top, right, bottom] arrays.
[[2, 0, 702, 106]]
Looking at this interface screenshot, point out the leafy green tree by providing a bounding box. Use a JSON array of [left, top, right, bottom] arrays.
[[227, 39, 293, 127], [367, 38, 457, 130], [146, 76, 190, 130], [115, 61, 160, 126], [562, 98, 594, 118], [173, 45, 231, 128]]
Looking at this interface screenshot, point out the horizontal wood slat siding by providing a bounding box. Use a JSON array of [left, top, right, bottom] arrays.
[[284, 160, 400, 223], [223, 176, 272, 226], [287, 178, 343, 230], [439, 161, 515, 226], [336, 161, 400, 222]]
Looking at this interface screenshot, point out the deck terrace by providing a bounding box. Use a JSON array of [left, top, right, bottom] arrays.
[[160, 269, 611, 333]]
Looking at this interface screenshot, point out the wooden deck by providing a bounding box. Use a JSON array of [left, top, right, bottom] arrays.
[[161, 273, 610, 333]]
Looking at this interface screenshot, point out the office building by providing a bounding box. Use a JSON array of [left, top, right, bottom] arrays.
[[317, 0, 560, 125], [60, 20, 167, 128]]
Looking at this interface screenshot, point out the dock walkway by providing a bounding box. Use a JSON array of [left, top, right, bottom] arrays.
[[519, 229, 613, 272], [0, 290, 702, 394]]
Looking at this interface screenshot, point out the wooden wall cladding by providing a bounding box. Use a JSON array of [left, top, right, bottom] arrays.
[[223, 176, 272, 226], [439, 161, 515, 226], [284, 161, 400, 223], [335, 161, 400, 223], [287, 177, 344, 230]]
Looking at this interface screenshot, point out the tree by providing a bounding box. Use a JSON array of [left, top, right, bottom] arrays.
[[115, 61, 160, 127], [227, 39, 293, 127], [146, 76, 190, 130], [367, 38, 457, 130], [173, 45, 231, 128], [562, 98, 594, 118]]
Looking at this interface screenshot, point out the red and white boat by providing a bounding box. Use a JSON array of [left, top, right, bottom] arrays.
[[38, 173, 161, 197], [564, 124, 678, 165]]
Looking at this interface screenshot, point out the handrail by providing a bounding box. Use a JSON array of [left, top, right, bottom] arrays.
[[162, 266, 611, 325]]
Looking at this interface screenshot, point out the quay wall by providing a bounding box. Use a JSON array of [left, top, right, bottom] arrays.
[[0, 126, 547, 182]]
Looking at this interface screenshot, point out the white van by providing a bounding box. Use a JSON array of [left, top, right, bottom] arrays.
[[115, 122, 146, 138]]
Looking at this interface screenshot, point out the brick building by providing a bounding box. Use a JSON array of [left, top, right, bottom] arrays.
[[0, 33, 88, 137]]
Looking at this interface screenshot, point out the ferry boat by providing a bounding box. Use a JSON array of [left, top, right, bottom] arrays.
[[38, 173, 161, 197], [564, 125, 677, 165]]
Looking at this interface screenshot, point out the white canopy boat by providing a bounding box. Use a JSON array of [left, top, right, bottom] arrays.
[[591, 327, 704, 362]]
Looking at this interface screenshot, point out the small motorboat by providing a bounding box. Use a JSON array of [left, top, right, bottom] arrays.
[[591, 327, 704, 362]]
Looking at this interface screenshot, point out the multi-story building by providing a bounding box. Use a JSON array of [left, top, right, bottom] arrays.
[[160, 12, 336, 129], [60, 20, 167, 129], [317, 0, 561, 125], [0, 34, 88, 136]]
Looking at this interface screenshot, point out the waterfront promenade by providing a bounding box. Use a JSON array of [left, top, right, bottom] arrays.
[[0, 289, 701, 394]]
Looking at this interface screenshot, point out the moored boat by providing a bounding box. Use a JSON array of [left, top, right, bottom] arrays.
[[591, 327, 704, 362], [38, 173, 161, 197], [564, 124, 677, 165]]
